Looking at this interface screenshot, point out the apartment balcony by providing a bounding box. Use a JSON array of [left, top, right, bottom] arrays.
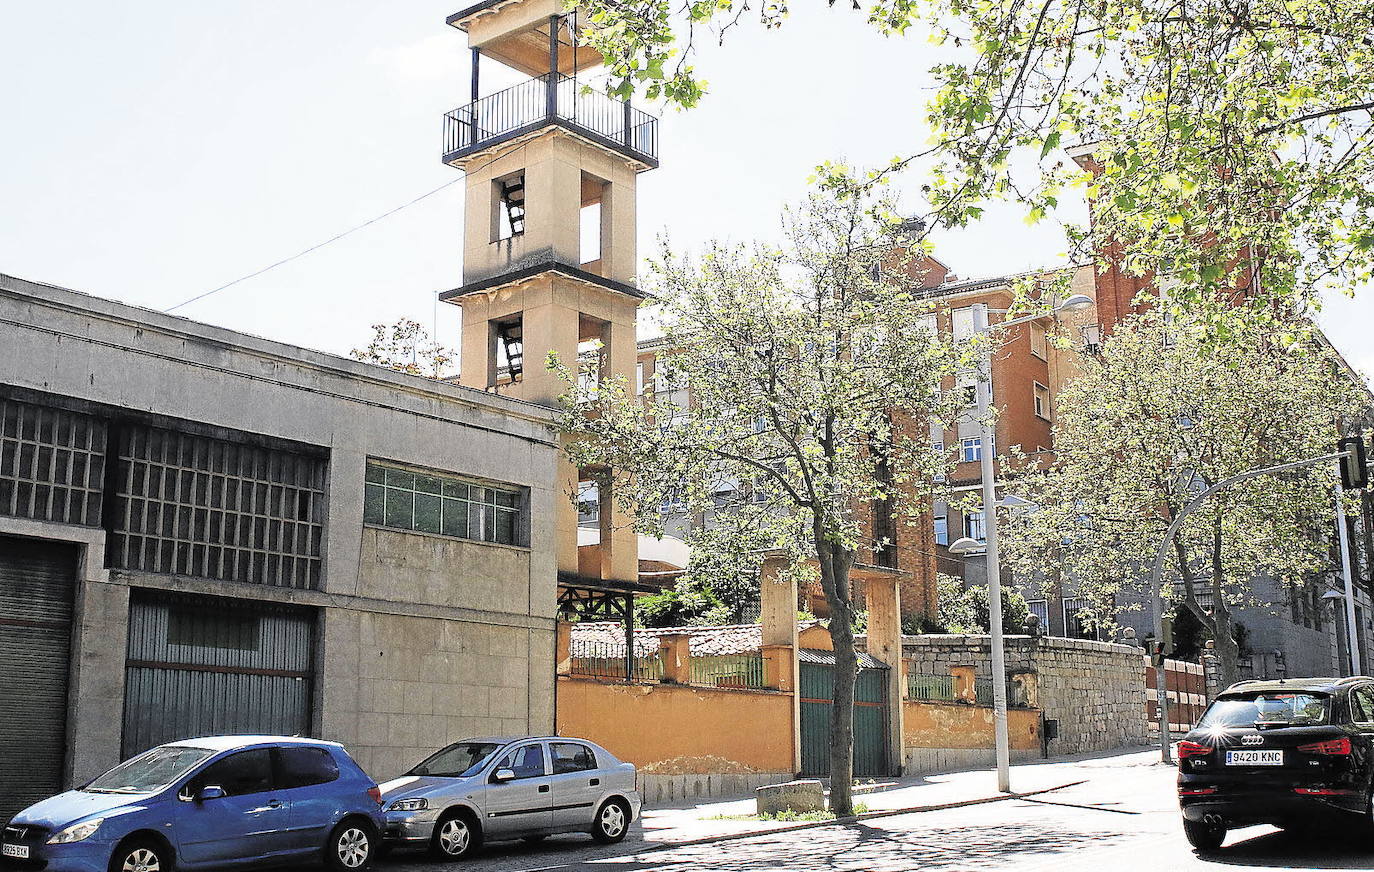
[[443, 73, 659, 169]]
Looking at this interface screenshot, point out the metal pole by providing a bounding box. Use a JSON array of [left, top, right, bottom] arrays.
[[547, 15, 560, 119], [974, 303, 1012, 793], [1145, 450, 1348, 764], [1335, 483, 1361, 676], [1150, 576, 1171, 763]]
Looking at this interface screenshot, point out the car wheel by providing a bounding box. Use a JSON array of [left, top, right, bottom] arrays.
[[325, 820, 376, 871], [430, 811, 480, 860], [1183, 818, 1226, 851], [110, 838, 172, 872], [591, 799, 630, 844]]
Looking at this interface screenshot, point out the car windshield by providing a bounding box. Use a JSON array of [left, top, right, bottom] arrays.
[[409, 742, 503, 778], [86, 745, 218, 794], [1198, 692, 1331, 728]]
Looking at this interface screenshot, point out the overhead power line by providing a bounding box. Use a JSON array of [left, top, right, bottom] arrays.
[[164, 177, 464, 313]]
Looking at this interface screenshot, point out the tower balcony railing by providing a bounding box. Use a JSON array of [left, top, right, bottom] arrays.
[[443, 73, 659, 166]]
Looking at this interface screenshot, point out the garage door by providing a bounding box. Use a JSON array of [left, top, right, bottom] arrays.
[[122, 591, 315, 758], [0, 536, 77, 825]]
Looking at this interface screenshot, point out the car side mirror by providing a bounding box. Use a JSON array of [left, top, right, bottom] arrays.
[[196, 785, 227, 803], [491, 768, 516, 784]]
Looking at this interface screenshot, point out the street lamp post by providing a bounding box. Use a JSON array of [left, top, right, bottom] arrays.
[[1332, 482, 1361, 677], [948, 294, 1094, 794]]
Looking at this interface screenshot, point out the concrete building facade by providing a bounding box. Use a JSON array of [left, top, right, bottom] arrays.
[[0, 272, 561, 821]]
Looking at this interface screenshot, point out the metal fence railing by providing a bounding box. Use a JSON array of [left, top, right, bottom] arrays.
[[443, 73, 659, 163], [568, 641, 662, 683], [690, 653, 765, 689], [907, 673, 957, 702], [905, 672, 1028, 707]]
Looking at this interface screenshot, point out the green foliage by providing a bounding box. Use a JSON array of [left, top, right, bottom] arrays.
[[552, 181, 978, 816], [935, 573, 1031, 635], [634, 579, 724, 627], [576, 0, 1374, 321], [554, 182, 974, 570], [999, 307, 1367, 683]]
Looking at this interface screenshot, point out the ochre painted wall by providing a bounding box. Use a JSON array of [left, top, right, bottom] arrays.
[[557, 678, 795, 775], [903, 701, 1040, 751]]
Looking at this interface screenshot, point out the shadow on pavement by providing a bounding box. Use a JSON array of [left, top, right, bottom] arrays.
[[1202, 828, 1374, 870], [479, 820, 1131, 872]]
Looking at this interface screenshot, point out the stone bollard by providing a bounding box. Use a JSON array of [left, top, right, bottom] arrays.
[[755, 780, 825, 816]]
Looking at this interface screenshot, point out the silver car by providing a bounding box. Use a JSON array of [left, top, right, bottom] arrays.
[[378, 736, 640, 860]]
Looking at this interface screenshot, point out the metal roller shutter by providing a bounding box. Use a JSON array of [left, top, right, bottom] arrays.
[[0, 536, 76, 825], [122, 591, 315, 759]]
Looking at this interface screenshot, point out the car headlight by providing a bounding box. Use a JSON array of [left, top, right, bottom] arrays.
[[388, 798, 428, 812], [48, 818, 104, 844]]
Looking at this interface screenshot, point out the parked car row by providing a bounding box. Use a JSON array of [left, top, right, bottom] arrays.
[[1, 734, 639, 872]]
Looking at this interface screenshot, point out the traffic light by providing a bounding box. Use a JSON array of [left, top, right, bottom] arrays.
[[1150, 641, 1166, 667], [1161, 615, 1175, 656], [1338, 436, 1369, 490]]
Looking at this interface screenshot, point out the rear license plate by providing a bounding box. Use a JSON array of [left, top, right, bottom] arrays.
[[2, 844, 29, 859], [1226, 750, 1283, 766]]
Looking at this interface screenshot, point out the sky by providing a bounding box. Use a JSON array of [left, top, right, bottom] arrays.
[[1, 2, 1370, 378]]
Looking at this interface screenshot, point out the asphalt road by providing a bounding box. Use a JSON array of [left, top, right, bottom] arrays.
[[384, 756, 1374, 872]]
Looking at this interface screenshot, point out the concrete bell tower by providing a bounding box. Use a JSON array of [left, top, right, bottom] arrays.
[[439, 1, 658, 587]]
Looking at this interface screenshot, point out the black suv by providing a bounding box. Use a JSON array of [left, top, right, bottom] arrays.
[[1177, 677, 1374, 850]]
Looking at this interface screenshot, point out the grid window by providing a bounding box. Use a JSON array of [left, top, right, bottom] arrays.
[[0, 397, 107, 526], [107, 426, 326, 589], [1030, 321, 1048, 359], [961, 438, 982, 463], [1062, 596, 1098, 640], [363, 462, 525, 547], [964, 510, 986, 542], [1027, 598, 1050, 628], [934, 514, 949, 546]]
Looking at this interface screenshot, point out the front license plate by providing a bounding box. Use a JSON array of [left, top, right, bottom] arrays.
[[1226, 750, 1283, 766], [2, 843, 30, 859]]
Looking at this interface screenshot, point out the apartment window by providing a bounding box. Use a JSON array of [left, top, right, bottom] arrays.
[[965, 510, 986, 542], [933, 440, 946, 482], [363, 462, 524, 547], [1030, 321, 1048, 359], [961, 437, 982, 463], [635, 362, 645, 396], [1026, 599, 1050, 630], [934, 514, 949, 546], [1033, 382, 1051, 421], [957, 372, 981, 408], [1062, 597, 1098, 640], [952, 307, 976, 342]]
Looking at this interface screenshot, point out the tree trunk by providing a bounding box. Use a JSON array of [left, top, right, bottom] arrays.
[[1209, 528, 1240, 688], [817, 539, 858, 816]]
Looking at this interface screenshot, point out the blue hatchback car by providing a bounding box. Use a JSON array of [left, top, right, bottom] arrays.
[[1, 736, 384, 872]]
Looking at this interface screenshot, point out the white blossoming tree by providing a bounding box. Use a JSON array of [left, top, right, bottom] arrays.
[[554, 181, 974, 813], [999, 310, 1368, 685]]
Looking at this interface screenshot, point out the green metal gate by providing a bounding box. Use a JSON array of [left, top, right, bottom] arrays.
[[799, 650, 891, 778]]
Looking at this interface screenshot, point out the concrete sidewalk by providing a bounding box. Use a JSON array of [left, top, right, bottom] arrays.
[[636, 746, 1164, 845]]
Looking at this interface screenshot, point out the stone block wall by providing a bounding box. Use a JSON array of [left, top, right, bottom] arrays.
[[903, 634, 1148, 756]]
